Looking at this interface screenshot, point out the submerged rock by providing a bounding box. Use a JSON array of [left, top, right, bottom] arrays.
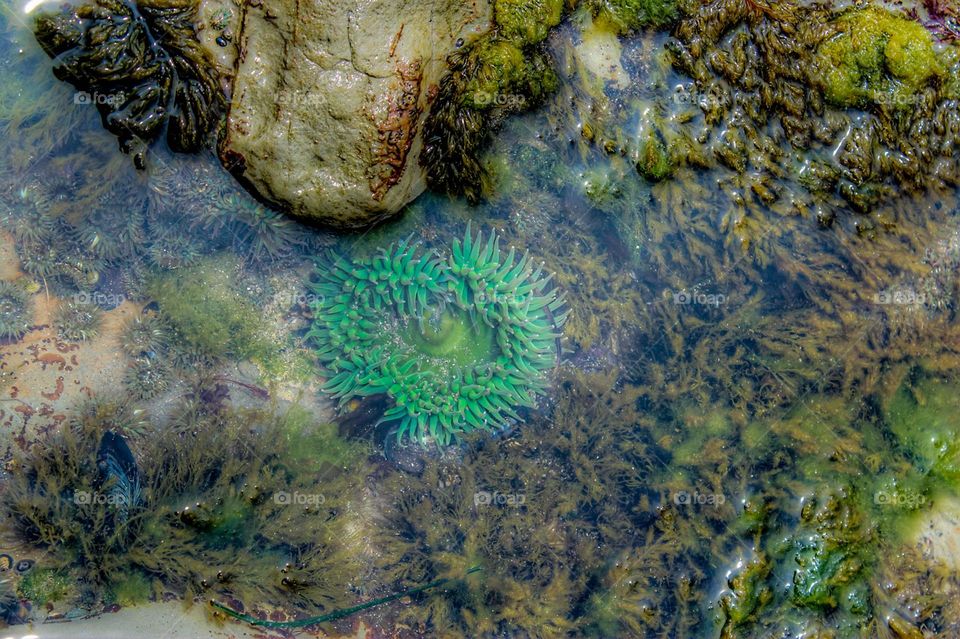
[[218, 0, 493, 229]]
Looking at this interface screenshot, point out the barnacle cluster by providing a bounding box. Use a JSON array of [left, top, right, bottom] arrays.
[[308, 226, 566, 444], [33, 0, 224, 168]]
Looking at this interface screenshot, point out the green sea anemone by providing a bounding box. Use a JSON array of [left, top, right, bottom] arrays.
[[307, 225, 567, 445], [215, 193, 308, 264], [54, 299, 102, 341], [123, 357, 171, 401], [120, 312, 170, 358], [0, 280, 32, 341]]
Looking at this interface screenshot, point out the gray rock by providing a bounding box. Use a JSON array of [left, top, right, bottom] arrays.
[[216, 0, 492, 229]]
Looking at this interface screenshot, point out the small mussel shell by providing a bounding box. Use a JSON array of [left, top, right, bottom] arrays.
[[15, 559, 34, 573], [0, 554, 12, 571]]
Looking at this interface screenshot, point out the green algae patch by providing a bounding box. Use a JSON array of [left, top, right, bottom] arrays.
[[813, 8, 944, 109], [590, 0, 679, 34], [17, 568, 73, 605], [460, 39, 559, 111], [636, 127, 674, 182], [495, 0, 565, 45], [146, 255, 283, 374], [885, 374, 960, 482], [105, 570, 154, 607], [278, 405, 370, 473]]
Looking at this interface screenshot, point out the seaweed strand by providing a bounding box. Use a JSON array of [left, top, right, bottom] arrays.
[[209, 566, 483, 629]]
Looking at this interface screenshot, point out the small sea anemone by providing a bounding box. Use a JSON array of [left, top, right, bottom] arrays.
[[307, 225, 567, 445], [0, 281, 32, 341], [120, 312, 170, 358], [54, 299, 102, 342], [145, 223, 202, 270], [73, 202, 145, 261], [18, 237, 61, 280], [123, 357, 171, 401], [216, 193, 308, 264], [8, 204, 56, 246]]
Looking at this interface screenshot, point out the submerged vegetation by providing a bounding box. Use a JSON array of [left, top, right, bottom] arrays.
[[1, 0, 960, 637], [2, 393, 371, 616]]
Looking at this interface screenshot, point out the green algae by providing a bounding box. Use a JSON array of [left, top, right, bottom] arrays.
[[2, 391, 371, 612], [885, 373, 960, 482], [495, 0, 565, 45], [590, 0, 679, 34], [635, 125, 674, 182], [146, 255, 283, 375], [277, 406, 370, 473], [105, 570, 154, 607], [17, 568, 72, 606], [814, 7, 945, 109]]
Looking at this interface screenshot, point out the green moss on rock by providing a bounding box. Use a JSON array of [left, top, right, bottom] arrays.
[[591, 0, 679, 35], [495, 0, 565, 45], [814, 8, 944, 109]]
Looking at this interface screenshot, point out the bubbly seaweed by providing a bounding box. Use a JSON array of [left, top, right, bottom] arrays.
[[32, 0, 224, 168]]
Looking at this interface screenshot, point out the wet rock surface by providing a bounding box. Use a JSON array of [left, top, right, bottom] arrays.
[[217, 0, 493, 229]]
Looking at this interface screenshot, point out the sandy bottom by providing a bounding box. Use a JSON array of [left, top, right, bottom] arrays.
[[5, 602, 373, 639], [5, 602, 295, 639]]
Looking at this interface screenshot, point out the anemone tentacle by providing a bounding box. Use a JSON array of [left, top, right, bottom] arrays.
[[308, 225, 566, 445]]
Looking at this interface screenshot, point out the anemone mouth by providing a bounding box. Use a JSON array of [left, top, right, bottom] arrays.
[[308, 225, 568, 446], [403, 307, 498, 371]]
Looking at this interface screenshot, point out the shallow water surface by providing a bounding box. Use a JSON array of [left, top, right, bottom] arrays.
[[0, 0, 959, 638]]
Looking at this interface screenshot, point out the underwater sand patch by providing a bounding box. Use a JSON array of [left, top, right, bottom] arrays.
[[913, 495, 960, 571], [0, 292, 132, 454], [3, 600, 372, 638]]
